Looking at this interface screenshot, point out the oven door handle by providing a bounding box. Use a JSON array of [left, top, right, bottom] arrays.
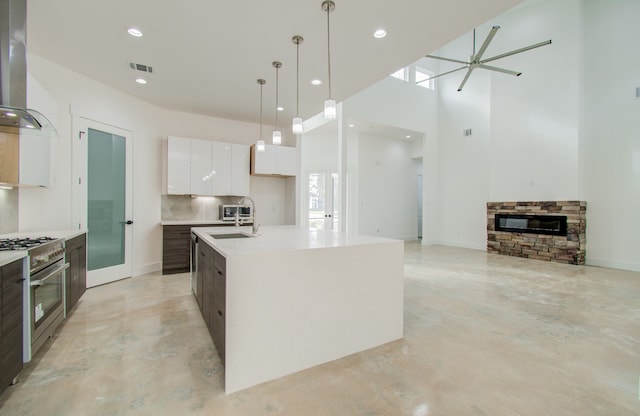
[[30, 263, 70, 287]]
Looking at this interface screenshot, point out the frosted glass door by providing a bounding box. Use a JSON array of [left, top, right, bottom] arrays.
[[87, 128, 126, 271], [74, 117, 133, 288]]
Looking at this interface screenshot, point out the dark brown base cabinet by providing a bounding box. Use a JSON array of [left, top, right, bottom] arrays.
[[197, 242, 226, 364], [65, 234, 87, 314], [1, 259, 24, 395], [162, 224, 248, 275]]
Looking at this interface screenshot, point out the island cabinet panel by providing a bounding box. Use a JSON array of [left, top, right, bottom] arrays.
[[197, 242, 226, 365], [210, 250, 226, 364], [65, 234, 87, 314], [1, 259, 24, 394]]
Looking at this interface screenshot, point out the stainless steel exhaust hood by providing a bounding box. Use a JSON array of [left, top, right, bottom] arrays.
[[0, 0, 55, 132]]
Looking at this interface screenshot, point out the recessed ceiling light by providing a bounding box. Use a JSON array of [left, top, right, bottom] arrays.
[[406, 135, 411, 138], [128, 28, 143, 37], [373, 29, 387, 39], [135, 78, 148, 85], [277, 106, 284, 111], [348, 124, 355, 127], [311, 79, 322, 86]]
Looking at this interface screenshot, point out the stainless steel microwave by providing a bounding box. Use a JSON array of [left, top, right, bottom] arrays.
[[220, 204, 252, 221]]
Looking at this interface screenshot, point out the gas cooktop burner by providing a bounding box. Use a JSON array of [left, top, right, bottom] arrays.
[[0, 237, 57, 251]]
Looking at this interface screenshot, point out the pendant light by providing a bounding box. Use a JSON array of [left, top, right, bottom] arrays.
[[322, 0, 336, 119], [272, 61, 282, 145], [292, 35, 304, 134], [256, 79, 266, 153]]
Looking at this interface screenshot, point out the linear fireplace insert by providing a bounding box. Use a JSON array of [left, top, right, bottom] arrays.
[[495, 214, 567, 236]]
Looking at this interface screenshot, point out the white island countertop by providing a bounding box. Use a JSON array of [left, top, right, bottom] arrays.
[[191, 225, 404, 394], [192, 225, 398, 257]]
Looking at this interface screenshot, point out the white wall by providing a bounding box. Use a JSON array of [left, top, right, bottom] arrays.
[[431, 0, 640, 271], [357, 134, 418, 240], [435, 0, 581, 250], [580, 0, 640, 271], [342, 76, 438, 241], [22, 54, 290, 276], [488, 0, 581, 201]]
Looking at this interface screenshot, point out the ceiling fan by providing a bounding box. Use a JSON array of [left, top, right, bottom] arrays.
[[419, 26, 552, 91]]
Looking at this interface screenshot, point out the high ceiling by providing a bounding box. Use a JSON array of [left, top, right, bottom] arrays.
[[26, 0, 522, 128]]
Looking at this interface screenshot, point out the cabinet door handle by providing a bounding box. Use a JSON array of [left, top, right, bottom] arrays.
[[16, 278, 26, 284], [217, 270, 223, 276], [217, 310, 223, 317]]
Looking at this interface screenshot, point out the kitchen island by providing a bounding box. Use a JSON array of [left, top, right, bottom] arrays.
[[192, 225, 404, 394]]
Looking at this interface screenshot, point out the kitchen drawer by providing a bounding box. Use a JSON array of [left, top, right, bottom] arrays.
[[213, 250, 225, 275], [163, 225, 192, 238], [1, 259, 23, 286], [208, 304, 225, 365], [212, 268, 225, 312]]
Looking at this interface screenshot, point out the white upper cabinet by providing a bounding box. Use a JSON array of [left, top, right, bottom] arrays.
[[276, 146, 297, 177], [0, 127, 53, 188], [251, 144, 298, 177], [167, 136, 190, 194], [190, 139, 213, 196], [211, 142, 232, 195], [19, 131, 52, 187], [252, 144, 277, 175], [167, 136, 250, 196], [231, 144, 250, 196]]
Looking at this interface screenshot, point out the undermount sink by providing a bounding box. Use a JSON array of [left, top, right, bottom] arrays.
[[209, 233, 255, 239]]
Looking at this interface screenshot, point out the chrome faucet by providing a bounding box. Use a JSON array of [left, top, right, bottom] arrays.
[[237, 196, 259, 235]]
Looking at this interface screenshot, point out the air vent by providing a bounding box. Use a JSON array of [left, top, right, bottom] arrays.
[[129, 62, 153, 73], [463, 128, 472, 137]]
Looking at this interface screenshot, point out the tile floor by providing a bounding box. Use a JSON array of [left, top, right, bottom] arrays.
[[0, 243, 638, 415]]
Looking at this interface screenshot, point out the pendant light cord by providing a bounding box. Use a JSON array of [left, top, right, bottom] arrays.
[[296, 42, 300, 117], [326, 4, 332, 99], [275, 66, 279, 130], [259, 82, 263, 139]]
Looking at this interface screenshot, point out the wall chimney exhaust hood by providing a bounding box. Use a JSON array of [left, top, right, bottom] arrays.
[[0, 0, 56, 188], [0, 0, 56, 134]]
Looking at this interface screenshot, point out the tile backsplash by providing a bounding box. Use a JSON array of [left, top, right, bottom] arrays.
[[0, 188, 18, 234], [161, 195, 244, 221]]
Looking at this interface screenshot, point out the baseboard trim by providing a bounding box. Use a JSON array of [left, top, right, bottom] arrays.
[[586, 257, 640, 273], [134, 261, 161, 277]]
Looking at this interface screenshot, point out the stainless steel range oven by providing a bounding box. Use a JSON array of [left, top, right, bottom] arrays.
[[0, 236, 68, 362], [28, 239, 68, 359]]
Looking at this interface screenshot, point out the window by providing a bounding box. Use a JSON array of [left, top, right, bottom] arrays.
[[388, 61, 435, 90], [390, 67, 408, 81], [415, 67, 434, 90]]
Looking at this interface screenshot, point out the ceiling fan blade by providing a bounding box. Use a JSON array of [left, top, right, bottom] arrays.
[[425, 54, 468, 65], [416, 65, 468, 84], [457, 67, 475, 91], [477, 64, 522, 76], [474, 25, 500, 61], [481, 39, 552, 64]]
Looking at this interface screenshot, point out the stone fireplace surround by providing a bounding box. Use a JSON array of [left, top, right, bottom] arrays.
[[487, 201, 586, 265]]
